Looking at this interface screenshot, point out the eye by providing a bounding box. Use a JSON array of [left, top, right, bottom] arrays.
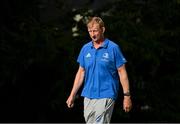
[[88, 29, 99, 33], [94, 29, 99, 32]]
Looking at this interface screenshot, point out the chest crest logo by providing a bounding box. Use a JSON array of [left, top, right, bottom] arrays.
[[102, 53, 109, 59]]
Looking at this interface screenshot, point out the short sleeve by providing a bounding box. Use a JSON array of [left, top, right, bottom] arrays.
[[114, 45, 127, 68], [77, 46, 85, 68]]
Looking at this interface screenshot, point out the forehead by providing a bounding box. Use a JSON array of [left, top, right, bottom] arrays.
[[87, 23, 100, 29]]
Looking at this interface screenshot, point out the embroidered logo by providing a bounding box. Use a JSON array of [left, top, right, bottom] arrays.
[[101, 53, 109, 62], [86, 53, 91, 58], [102, 53, 109, 59]]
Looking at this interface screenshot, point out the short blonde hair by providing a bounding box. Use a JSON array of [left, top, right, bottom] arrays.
[[87, 17, 105, 28]]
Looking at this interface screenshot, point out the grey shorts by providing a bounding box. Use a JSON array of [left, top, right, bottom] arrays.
[[84, 97, 115, 124]]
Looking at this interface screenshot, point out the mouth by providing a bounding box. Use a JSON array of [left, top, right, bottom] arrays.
[[92, 36, 96, 39]]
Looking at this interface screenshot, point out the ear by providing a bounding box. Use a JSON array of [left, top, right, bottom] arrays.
[[102, 27, 105, 33]]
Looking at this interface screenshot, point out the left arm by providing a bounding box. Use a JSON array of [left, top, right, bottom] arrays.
[[118, 64, 132, 112]]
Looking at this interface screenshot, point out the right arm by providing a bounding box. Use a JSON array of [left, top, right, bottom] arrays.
[[66, 66, 85, 108]]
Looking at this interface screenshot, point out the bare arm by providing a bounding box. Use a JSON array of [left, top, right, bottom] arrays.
[[66, 66, 85, 108], [118, 64, 132, 112]]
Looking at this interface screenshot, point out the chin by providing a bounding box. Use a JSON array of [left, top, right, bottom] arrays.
[[92, 38, 98, 42]]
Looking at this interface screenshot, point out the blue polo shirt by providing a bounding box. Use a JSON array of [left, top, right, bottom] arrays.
[[77, 38, 127, 100]]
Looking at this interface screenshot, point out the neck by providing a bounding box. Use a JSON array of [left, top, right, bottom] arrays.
[[93, 38, 105, 49]]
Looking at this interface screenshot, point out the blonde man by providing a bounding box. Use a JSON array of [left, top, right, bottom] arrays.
[[66, 17, 132, 123]]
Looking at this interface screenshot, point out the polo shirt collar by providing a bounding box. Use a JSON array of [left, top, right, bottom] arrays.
[[90, 38, 109, 49]]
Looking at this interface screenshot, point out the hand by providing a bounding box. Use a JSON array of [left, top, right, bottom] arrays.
[[123, 96, 132, 112], [66, 95, 75, 108]]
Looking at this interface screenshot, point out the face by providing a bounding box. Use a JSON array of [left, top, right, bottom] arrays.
[[87, 23, 105, 42]]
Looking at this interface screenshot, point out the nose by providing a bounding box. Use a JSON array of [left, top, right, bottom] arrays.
[[91, 31, 95, 35]]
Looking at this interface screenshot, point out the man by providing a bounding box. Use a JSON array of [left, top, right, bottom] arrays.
[[66, 16, 132, 123]]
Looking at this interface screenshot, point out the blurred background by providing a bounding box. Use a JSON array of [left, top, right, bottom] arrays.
[[0, 0, 180, 122]]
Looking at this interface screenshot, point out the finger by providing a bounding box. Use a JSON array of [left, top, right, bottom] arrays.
[[124, 107, 131, 112], [67, 103, 74, 108], [125, 109, 129, 112], [66, 101, 71, 108], [69, 103, 74, 108], [70, 103, 74, 108], [67, 102, 71, 108]]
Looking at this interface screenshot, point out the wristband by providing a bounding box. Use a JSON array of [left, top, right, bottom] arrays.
[[124, 92, 131, 96]]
